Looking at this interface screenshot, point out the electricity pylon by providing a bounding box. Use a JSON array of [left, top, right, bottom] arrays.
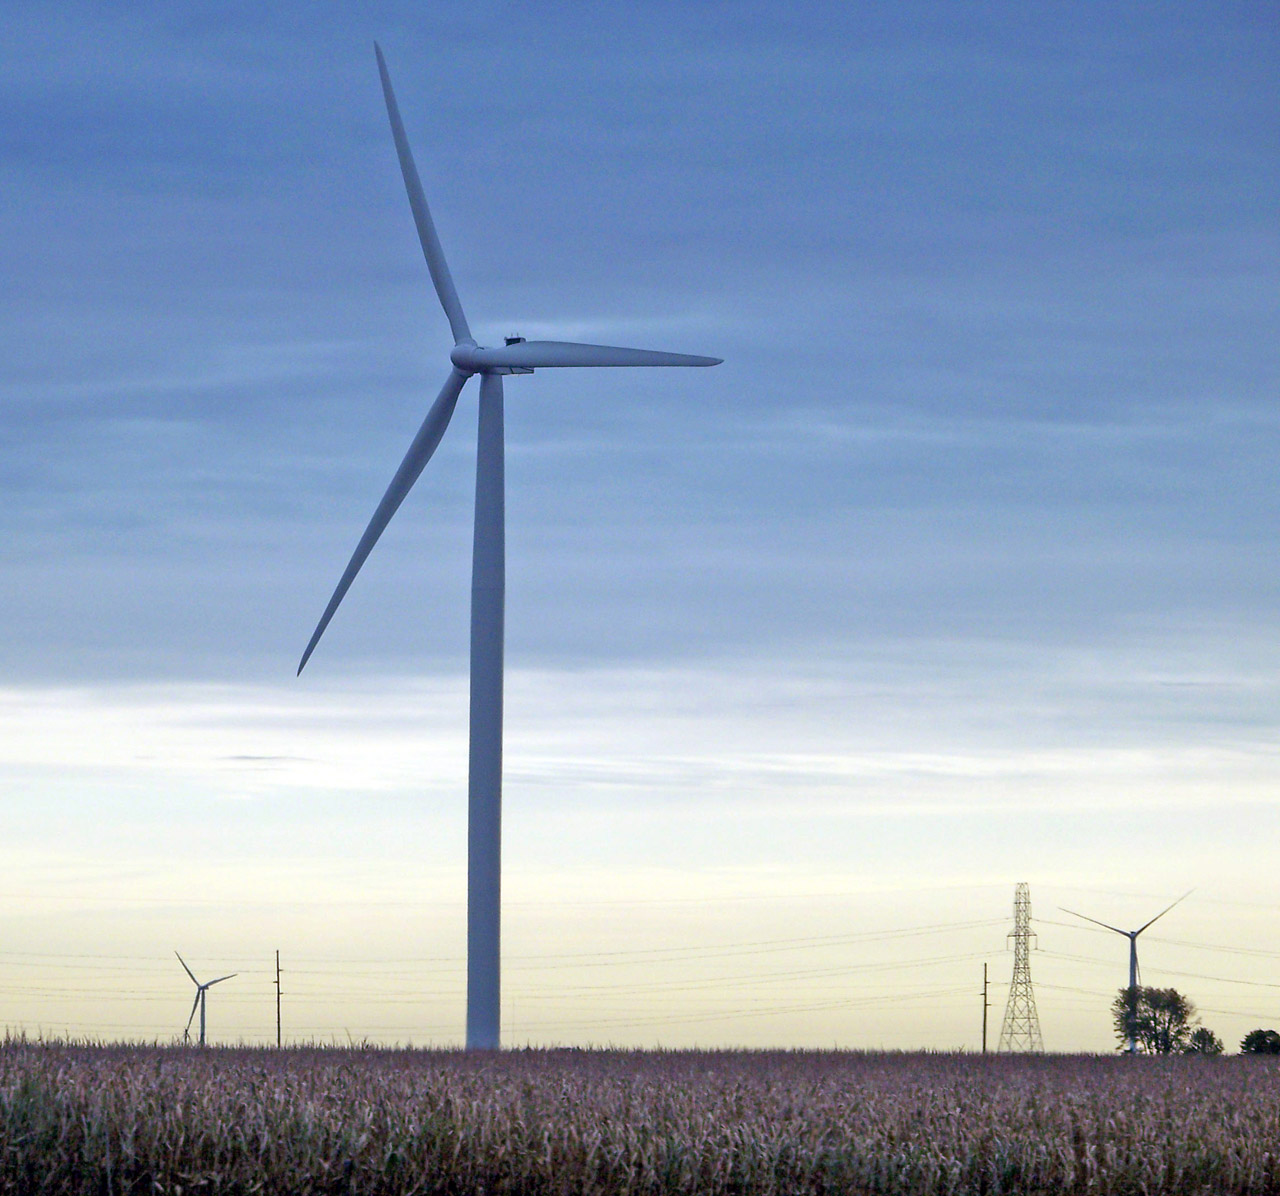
[[998, 882, 1044, 1052]]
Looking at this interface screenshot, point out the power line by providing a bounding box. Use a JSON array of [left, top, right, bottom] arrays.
[[0, 880, 1017, 911], [1040, 951, 1280, 991], [0, 916, 1003, 969]]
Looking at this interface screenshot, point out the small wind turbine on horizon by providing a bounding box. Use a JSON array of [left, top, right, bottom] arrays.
[[297, 45, 721, 1050], [1059, 891, 1192, 1054], [176, 952, 236, 1047]]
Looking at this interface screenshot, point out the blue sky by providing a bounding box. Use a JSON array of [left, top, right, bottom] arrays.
[[1, 1, 1277, 1049]]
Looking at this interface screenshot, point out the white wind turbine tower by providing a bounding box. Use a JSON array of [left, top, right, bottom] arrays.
[[176, 952, 237, 1047], [297, 45, 721, 1050], [1060, 890, 1192, 1054]]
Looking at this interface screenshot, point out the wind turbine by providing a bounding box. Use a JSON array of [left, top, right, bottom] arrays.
[[1059, 891, 1192, 1053], [297, 45, 721, 1050], [176, 952, 236, 1047]]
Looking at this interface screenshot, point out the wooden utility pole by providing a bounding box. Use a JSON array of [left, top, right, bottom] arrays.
[[274, 950, 282, 1048], [982, 963, 990, 1055]]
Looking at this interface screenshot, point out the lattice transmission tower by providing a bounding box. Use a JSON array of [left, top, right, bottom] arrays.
[[998, 882, 1044, 1052]]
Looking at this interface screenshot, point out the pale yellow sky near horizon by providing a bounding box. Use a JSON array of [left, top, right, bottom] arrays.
[[3, 647, 1277, 1052]]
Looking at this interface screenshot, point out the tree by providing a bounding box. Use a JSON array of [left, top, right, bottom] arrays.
[[1240, 1029, 1280, 1055], [1185, 1027, 1223, 1055], [1111, 986, 1198, 1054]]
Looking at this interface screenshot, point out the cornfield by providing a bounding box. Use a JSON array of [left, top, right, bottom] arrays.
[[2, 1038, 1278, 1194]]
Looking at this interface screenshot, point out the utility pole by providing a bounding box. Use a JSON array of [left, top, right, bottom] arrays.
[[982, 962, 990, 1055], [998, 882, 1045, 1052], [274, 950, 282, 1049]]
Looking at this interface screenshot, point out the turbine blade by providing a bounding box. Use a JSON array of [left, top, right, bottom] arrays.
[[1136, 889, 1194, 936], [298, 369, 469, 674], [205, 973, 237, 987], [375, 43, 471, 345], [175, 951, 199, 985], [184, 991, 201, 1035], [1059, 907, 1127, 937], [455, 341, 722, 371]]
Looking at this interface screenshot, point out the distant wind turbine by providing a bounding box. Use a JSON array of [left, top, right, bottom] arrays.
[[297, 45, 721, 1050], [176, 952, 236, 1047], [1059, 891, 1192, 1053]]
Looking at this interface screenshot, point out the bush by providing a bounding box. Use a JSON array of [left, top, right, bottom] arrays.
[[1240, 1028, 1280, 1055], [1184, 1027, 1223, 1055]]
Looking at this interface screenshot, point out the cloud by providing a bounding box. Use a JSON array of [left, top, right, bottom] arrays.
[[2, 630, 1274, 817]]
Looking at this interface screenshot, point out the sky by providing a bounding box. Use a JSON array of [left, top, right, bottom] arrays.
[[2, 0, 1277, 1051]]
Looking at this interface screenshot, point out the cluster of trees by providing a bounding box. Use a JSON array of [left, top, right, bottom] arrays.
[[1241, 1028, 1280, 1054], [1111, 987, 1279, 1056]]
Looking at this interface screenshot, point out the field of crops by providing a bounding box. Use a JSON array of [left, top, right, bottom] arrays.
[[2, 1039, 1278, 1195]]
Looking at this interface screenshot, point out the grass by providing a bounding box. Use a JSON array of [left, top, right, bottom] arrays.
[[2, 1037, 1278, 1194]]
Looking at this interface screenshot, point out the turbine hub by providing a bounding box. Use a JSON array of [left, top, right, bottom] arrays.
[[450, 342, 534, 376]]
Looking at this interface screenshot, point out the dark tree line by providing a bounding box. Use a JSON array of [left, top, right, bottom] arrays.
[[1111, 988, 1280, 1055]]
